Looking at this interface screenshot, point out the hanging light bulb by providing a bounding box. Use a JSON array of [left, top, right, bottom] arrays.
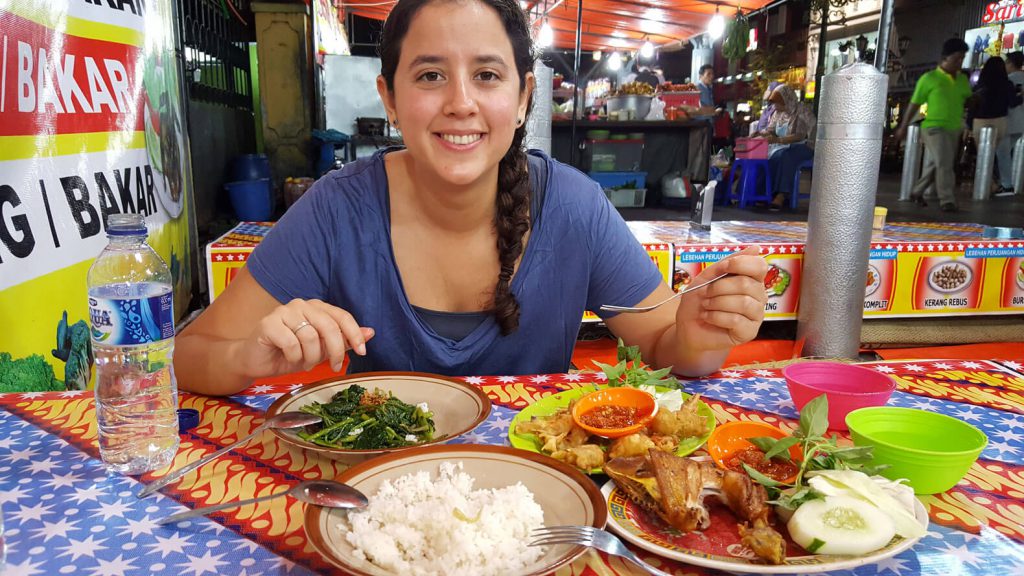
[[593, 50, 602, 61], [537, 20, 554, 48], [608, 51, 622, 71], [640, 40, 654, 59], [708, 8, 725, 40]]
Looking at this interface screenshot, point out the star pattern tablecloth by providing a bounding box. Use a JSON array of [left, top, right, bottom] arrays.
[[2, 360, 1024, 575]]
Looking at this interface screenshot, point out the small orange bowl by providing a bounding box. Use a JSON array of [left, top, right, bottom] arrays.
[[707, 420, 802, 483], [571, 387, 657, 438]]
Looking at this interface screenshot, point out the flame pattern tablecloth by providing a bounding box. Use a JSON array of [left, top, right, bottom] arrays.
[[2, 360, 1024, 575]]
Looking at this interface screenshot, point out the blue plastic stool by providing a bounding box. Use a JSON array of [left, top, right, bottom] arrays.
[[790, 160, 814, 210], [727, 158, 773, 208]]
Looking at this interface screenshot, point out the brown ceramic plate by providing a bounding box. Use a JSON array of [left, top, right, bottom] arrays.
[[305, 444, 607, 576], [266, 372, 491, 464]]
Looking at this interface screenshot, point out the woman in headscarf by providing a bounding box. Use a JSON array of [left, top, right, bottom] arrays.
[[754, 81, 782, 134], [754, 84, 816, 210]]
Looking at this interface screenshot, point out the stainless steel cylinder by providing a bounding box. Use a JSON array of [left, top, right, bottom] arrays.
[[1012, 136, 1024, 195], [797, 63, 888, 359], [973, 125, 996, 200], [898, 124, 921, 201], [525, 61, 553, 155]]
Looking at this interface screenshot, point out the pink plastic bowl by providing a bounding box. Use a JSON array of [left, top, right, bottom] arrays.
[[782, 361, 896, 431]]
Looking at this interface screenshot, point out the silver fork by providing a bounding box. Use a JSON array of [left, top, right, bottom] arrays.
[[599, 273, 732, 314], [529, 525, 672, 576]]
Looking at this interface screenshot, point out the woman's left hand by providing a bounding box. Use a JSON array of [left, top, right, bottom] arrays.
[[675, 246, 768, 351], [766, 134, 779, 144]]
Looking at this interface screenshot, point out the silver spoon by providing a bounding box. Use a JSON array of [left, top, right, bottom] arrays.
[[156, 479, 369, 525], [599, 273, 732, 313], [138, 411, 322, 498]]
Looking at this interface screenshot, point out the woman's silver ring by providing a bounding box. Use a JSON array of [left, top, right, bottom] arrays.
[[292, 321, 312, 334]]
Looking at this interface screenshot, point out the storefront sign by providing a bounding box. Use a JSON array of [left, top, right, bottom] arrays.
[[983, 1, 1024, 25], [0, 2, 194, 392]]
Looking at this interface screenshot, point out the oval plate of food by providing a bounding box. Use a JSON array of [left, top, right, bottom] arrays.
[[305, 444, 607, 576], [600, 479, 928, 573], [266, 372, 491, 464], [508, 385, 715, 474]]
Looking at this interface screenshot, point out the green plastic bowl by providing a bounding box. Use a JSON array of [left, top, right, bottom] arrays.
[[845, 407, 987, 495]]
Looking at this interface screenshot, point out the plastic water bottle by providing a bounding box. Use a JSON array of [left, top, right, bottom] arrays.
[[87, 213, 179, 474]]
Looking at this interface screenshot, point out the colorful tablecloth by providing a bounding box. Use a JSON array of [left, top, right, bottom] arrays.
[[3, 360, 1024, 575]]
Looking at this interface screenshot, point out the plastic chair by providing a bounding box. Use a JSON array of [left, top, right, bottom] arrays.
[[790, 159, 814, 210], [727, 158, 774, 208]]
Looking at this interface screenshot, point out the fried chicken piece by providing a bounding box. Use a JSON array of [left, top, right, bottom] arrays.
[[674, 393, 709, 438], [650, 434, 679, 453], [608, 433, 656, 459], [738, 522, 787, 565], [515, 409, 574, 438], [650, 449, 713, 531], [516, 410, 584, 453], [718, 469, 786, 565], [650, 408, 684, 436], [553, 444, 606, 470], [605, 451, 714, 532], [606, 450, 787, 565], [562, 423, 591, 449]]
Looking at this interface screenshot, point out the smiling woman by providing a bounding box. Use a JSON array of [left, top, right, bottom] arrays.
[[172, 0, 770, 397]]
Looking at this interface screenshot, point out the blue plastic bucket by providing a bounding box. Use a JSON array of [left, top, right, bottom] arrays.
[[229, 154, 271, 182], [226, 178, 273, 222]]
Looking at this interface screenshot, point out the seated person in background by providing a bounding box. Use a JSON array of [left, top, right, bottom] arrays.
[[753, 81, 782, 135], [752, 85, 816, 211], [635, 66, 661, 90]]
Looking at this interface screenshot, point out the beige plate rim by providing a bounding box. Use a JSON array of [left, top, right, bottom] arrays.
[[265, 371, 492, 455], [304, 444, 609, 576]]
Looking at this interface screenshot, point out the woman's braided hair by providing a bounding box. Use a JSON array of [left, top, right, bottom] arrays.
[[379, 0, 536, 335]]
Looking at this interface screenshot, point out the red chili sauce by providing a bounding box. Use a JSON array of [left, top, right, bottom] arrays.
[[726, 447, 799, 482], [580, 405, 640, 429]]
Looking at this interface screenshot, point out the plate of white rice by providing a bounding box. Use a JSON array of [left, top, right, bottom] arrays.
[[304, 445, 607, 576]]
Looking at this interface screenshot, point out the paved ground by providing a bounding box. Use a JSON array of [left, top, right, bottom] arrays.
[[623, 171, 1024, 228]]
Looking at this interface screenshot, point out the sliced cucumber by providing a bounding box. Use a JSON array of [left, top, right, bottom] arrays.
[[787, 495, 896, 556]]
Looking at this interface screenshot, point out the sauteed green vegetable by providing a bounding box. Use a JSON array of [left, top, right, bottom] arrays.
[[297, 385, 436, 449]]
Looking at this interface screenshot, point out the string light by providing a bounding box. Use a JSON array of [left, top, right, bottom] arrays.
[[592, 50, 602, 61], [640, 40, 654, 59], [708, 6, 725, 40], [538, 20, 554, 47], [608, 51, 622, 71]]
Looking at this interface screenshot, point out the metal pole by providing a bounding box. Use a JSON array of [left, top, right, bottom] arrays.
[[569, 0, 583, 168], [813, 7, 829, 116], [898, 124, 921, 201], [973, 126, 996, 200], [874, 0, 895, 72], [1012, 135, 1024, 195], [797, 63, 888, 359]]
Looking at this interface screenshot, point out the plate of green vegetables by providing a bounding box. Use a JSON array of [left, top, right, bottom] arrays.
[[265, 372, 492, 464]]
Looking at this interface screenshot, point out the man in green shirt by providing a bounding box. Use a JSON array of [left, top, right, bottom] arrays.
[[895, 38, 972, 212]]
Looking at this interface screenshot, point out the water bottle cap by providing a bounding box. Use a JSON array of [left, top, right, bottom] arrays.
[[177, 408, 200, 432], [106, 213, 148, 236]]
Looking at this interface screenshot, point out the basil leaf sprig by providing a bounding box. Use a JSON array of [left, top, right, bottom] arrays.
[[593, 338, 680, 390], [741, 394, 888, 510]]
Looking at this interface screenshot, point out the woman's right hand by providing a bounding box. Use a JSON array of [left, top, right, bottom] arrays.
[[240, 298, 375, 378]]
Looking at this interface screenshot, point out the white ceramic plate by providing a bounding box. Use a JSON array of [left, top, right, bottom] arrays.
[[865, 264, 881, 298], [926, 261, 972, 294], [305, 445, 607, 575], [601, 480, 928, 574]]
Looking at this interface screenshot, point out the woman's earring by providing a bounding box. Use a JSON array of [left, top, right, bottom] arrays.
[[516, 117, 524, 127], [393, 119, 399, 128]]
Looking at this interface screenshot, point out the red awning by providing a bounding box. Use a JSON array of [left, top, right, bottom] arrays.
[[344, 0, 777, 52]]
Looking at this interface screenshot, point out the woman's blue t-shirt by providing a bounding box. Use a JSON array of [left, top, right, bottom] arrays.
[[246, 149, 663, 376]]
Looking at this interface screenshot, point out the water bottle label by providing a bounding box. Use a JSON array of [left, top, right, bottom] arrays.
[[89, 293, 174, 345]]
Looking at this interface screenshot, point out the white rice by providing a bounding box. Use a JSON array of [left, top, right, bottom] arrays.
[[341, 461, 546, 576]]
